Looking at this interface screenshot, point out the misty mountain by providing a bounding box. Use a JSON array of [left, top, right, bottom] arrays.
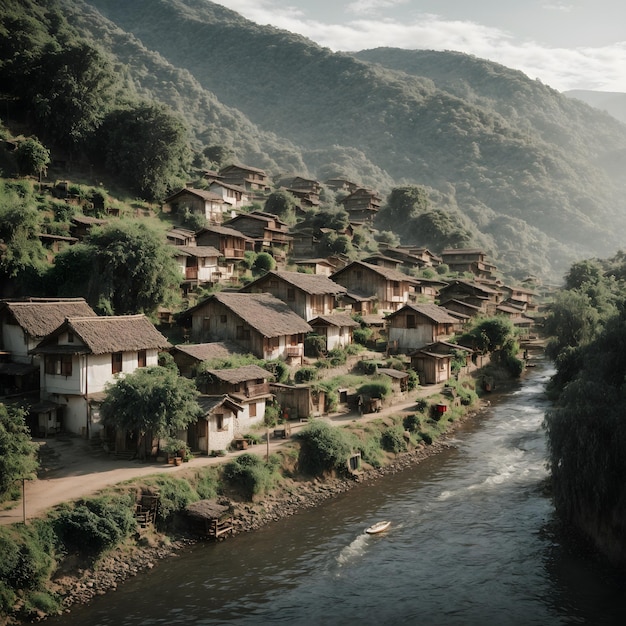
[[9, 0, 626, 280], [564, 90, 626, 125]]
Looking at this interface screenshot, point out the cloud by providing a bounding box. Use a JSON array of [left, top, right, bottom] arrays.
[[216, 1, 626, 92], [346, 0, 409, 17]]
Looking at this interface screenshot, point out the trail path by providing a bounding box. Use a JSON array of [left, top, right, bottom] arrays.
[[1, 387, 444, 525]]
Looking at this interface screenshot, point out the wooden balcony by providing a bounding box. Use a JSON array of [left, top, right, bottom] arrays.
[[245, 381, 270, 397], [285, 346, 303, 358]]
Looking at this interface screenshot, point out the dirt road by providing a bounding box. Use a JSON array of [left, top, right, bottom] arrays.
[[1, 393, 432, 526]]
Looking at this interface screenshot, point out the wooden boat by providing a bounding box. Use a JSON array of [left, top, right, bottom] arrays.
[[365, 520, 391, 535]]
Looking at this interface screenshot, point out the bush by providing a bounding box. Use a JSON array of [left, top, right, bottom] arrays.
[[381, 427, 407, 454], [53, 495, 136, 556], [356, 434, 383, 468], [295, 420, 353, 476], [418, 431, 433, 445], [264, 402, 281, 427], [305, 334, 326, 357], [222, 453, 278, 500], [295, 366, 318, 384], [357, 380, 392, 400], [147, 477, 198, 526], [353, 327, 373, 345], [403, 413, 422, 432], [327, 348, 347, 366], [358, 360, 381, 375]]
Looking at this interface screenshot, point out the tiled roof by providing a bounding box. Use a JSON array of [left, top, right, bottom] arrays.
[[332, 261, 416, 284], [172, 246, 221, 258], [309, 314, 359, 327], [387, 304, 458, 324], [171, 341, 248, 361]]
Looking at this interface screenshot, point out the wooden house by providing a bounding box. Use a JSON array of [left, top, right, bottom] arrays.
[[240, 270, 346, 320], [438, 280, 502, 316], [200, 364, 272, 428], [195, 225, 255, 261], [170, 245, 223, 286], [410, 341, 473, 385], [440, 248, 498, 280], [386, 303, 458, 353], [341, 188, 382, 222], [30, 315, 170, 437], [377, 368, 410, 395], [208, 180, 250, 210], [331, 261, 415, 313], [308, 314, 359, 351], [163, 187, 229, 224], [293, 258, 338, 276], [170, 341, 248, 378], [325, 178, 359, 194], [69, 215, 107, 241], [179, 292, 312, 364], [219, 163, 272, 193], [166, 227, 196, 247], [224, 211, 293, 256]]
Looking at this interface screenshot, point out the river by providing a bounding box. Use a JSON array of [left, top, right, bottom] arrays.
[[48, 361, 626, 625]]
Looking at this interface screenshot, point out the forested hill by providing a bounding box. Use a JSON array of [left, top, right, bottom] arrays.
[[4, 0, 626, 281]]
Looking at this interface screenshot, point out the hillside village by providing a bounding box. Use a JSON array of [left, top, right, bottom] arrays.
[[0, 161, 541, 460]]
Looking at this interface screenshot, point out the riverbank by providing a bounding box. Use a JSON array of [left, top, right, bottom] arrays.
[[41, 399, 494, 622]]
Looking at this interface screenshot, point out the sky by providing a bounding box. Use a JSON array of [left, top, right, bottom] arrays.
[[214, 0, 626, 93]]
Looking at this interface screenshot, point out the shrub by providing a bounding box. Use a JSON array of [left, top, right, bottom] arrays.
[[327, 348, 347, 366], [381, 427, 407, 454], [356, 434, 383, 468], [357, 380, 392, 400], [295, 420, 353, 476], [418, 431, 433, 445], [358, 360, 380, 375], [222, 453, 278, 500], [295, 366, 318, 384], [305, 334, 326, 357], [353, 327, 373, 345], [147, 477, 198, 526], [403, 413, 422, 433], [53, 495, 136, 556], [415, 398, 429, 413], [264, 402, 281, 427]]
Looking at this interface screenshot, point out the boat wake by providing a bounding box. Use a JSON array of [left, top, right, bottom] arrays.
[[336, 533, 369, 567]]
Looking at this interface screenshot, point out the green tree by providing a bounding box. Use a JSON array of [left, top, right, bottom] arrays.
[[14, 137, 50, 177], [0, 404, 39, 501], [264, 189, 298, 222], [98, 102, 190, 200], [47, 221, 181, 315], [252, 251, 276, 274], [376, 185, 430, 230], [100, 366, 202, 457]]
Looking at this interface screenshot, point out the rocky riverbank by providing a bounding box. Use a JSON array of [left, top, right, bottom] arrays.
[[41, 404, 485, 623]]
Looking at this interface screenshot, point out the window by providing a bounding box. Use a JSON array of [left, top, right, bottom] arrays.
[[249, 403, 257, 418], [220, 314, 227, 323], [406, 314, 416, 329], [112, 352, 123, 374], [45, 355, 72, 376], [138, 349, 147, 368], [67, 331, 74, 343], [286, 288, 295, 301], [216, 413, 225, 431]]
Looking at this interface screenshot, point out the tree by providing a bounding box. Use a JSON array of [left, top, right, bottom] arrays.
[[98, 102, 190, 200], [47, 221, 181, 315], [253, 252, 276, 274], [100, 366, 202, 457], [14, 137, 50, 177], [264, 189, 298, 222], [0, 404, 39, 502], [376, 185, 430, 230]]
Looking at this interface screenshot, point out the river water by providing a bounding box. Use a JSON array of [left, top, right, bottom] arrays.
[[49, 361, 626, 625]]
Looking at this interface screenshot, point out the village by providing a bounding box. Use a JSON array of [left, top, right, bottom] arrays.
[[0, 162, 541, 464]]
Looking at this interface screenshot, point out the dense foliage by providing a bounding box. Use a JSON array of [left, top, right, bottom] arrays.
[[545, 252, 626, 564], [0, 404, 39, 502], [295, 420, 353, 476]]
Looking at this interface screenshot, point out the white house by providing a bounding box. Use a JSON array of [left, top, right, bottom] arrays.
[[31, 315, 171, 438], [189, 395, 244, 455]]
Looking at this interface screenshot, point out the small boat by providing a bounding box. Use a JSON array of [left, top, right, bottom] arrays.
[[365, 520, 391, 535]]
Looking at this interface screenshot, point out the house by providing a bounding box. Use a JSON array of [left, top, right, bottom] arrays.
[[440, 249, 498, 281], [386, 304, 458, 353], [170, 245, 223, 287], [0, 298, 97, 401], [195, 225, 255, 261], [224, 211, 293, 256], [331, 260, 416, 313], [308, 314, 359, 351], [285, 186, 320, 209], [379, 245, 442, 269], [170, 341, 248, 377], [410, 277, 447, 304], [166, 227, 196, 247], [208, 180, 250, 211], [30, 315, 171, 437], [325, 178, 359, 194], [500, 284, 537, 313], [438, 280, 502, 316], [219, 163, 272, 193], [69, 215, 107, 241], [190, 394, 244, 455], [240, 270, 347, 320], [179, 292, 312, 363], [269, 382, 326, 419], [340, 188, 382, 222], [410, 341, 473, 385], [377, 368, 410, 395], [163, 187, 229, 224], [363, 254, 403, 271], [38, 233, 78, 258], [199, 364, 272, 429]]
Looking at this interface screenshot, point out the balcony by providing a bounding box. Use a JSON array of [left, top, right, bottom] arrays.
[[285, 346, 303, 358], [245, 382, 270, 397]]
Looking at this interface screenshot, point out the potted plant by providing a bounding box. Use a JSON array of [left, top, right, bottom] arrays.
[[163, 437, 189, 464]]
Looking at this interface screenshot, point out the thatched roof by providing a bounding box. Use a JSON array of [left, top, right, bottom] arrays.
[[185, 499, 231, 520], [309, 313, 359, 328], [1, 298, 97, 339], [164, 187, 224, 203], [244, 270, 346, 296], [171, 341, 248, 362], [205, 364, 270, 384], [197, 394, 243, 415], [197, 224, 253, 240], [172, 245, 221, 258], [210, 293, 312, 338], [332, 260, 417, 284], [33, 315, 171, 354]]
